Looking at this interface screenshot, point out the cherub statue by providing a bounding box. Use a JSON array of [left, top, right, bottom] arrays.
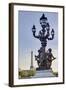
[[46, 48, 56, 69]]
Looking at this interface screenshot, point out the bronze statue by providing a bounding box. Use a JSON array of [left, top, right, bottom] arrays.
[[35, 48, 56, 69], [32, 14, 55, 70]]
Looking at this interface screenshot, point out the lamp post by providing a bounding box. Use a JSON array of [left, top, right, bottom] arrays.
[[32, 13, 55, 70]]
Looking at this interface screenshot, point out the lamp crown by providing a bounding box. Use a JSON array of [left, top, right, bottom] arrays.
[[40, 13, 47, 20]]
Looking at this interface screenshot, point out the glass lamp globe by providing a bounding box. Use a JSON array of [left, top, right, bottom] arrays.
[[32, 25, 36, 32], [51, 29, 54, 35]]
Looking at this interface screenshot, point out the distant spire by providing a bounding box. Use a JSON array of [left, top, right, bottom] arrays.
[[30, 51, 34, 69]]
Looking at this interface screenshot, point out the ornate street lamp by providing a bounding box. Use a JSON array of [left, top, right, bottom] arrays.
[[32, 13, 55, 70]]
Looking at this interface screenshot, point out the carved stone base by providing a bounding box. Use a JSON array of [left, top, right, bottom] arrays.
[[36, 60, 52, 70]]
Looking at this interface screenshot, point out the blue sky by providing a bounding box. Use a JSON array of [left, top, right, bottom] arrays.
[[18, 11, 58, 71]]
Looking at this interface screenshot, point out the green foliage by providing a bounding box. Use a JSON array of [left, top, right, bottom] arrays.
[[19, 69, 36, 78], [52, 71, 58, 77]]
